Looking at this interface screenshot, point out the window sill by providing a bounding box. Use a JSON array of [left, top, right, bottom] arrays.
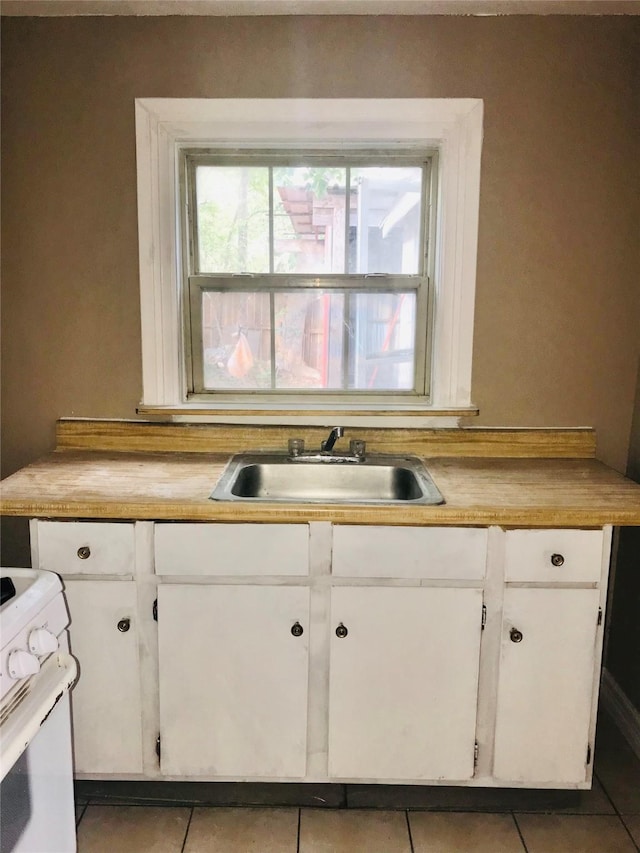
[[136, 404, 479, 428]]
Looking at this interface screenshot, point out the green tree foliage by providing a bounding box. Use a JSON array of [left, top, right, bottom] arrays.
[[197, 167, 270, 273]]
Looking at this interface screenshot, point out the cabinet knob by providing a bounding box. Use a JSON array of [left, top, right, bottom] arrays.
[[550, 553, 565, 567], [77, 545, 91, 560], [510, 627, 523, 643], [335, 623, 349, 639], [291, 622, 304, 637], [117, 618, 131, 633]]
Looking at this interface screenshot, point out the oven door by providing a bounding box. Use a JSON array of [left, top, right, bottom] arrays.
[[0, 650, 77, 853]]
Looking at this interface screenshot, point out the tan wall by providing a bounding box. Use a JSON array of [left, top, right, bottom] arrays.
[[2, 16, 639, 560]]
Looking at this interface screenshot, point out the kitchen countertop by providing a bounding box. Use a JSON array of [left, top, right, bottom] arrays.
[[0, 422, 640, 527]]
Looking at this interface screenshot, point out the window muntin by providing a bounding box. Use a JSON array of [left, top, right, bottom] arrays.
[[183, 150, 433, 400]]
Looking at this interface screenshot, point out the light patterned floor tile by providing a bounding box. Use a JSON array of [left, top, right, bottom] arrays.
[[515, 813, 637, 853], [76, 805, 190, 853], [409, 812, 525, 852], [299, 808, 411, 853], [622, 814, 640, 847], [183, 806, 298, 852], [595, 726, 640, 815]]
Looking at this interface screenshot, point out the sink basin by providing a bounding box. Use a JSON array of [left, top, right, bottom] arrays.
[[210, 454, 444, 505]]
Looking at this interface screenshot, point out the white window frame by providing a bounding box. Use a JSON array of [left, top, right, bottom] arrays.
[[135, 98, 483, 417]]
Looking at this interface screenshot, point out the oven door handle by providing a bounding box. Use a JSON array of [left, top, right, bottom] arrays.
[[0, 651, 78, 780]]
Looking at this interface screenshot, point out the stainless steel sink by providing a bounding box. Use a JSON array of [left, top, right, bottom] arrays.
[[210, 454, 444, 505]]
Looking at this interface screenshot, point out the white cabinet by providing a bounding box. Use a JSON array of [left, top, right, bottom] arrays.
[[29, 518, 610, 789], [328, 586, 484, 780], [493, 528, 608, 785], [493, 587, 601, 784], [30, 521, 144, 775], [157, 584, 310, 778], [63, 580, 144, 774]]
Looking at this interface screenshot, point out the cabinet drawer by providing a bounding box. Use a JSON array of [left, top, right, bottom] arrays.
[[504, 529, 605, 583], [34, 521, 135, 576], [154, 523, 309, 576], [331, 526, 487, 579]]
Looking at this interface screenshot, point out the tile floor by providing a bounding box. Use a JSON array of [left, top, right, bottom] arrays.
[[75, 715, 640, 852]]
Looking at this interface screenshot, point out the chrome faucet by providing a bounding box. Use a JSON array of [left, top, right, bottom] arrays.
[[287, 426, 365, 463], [321, 426, 344, 452]]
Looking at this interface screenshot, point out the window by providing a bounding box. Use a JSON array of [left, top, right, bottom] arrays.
[[135, 99, 482, 420], [183, 150, 435, 402]]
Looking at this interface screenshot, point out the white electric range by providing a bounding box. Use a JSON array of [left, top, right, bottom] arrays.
[[0, 568, 78, 853]]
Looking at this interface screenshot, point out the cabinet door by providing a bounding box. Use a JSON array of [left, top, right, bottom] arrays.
[[493, 587, 601, 784], [328, 586, 484, 781], [158, 585, 310, 778], [64, 580, 143, 774]]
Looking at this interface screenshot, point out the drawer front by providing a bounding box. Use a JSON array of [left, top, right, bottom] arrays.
[[34, 521, 135, 576], [504, 529, 605, 583], [154, 523, 309, 576], [331, 526, 487, 579]]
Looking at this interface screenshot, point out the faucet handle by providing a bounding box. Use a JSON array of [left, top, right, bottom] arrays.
[[349, 439, 366, 459], [288, 438, 305, 457]]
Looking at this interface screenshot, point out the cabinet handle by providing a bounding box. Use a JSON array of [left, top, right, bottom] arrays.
[[550, 553, 565, 567], [117, 618, 131, 633], [291, 622, 304, 637], [77, 545, 91, 560], [510, 627, 523, 643], [335, 623, 349, 639]]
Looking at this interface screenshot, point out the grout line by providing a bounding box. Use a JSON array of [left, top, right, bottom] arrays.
[[618, 815, 640, 853], [595, 765, 640, 841], [180, 806, 194, 853], [405, 809, 415, 853], [296, 807, 301, 853], [75, 802, 88, 827], [511, 813, 529, 853], [594, 769, 621, 816], [598, 770, 640, 853]]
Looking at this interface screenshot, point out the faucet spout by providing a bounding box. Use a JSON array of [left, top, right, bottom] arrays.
[[321, 426, 344, 452]]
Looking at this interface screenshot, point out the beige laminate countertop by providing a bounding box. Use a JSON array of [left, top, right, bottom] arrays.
[[2, 449, 640, 527]]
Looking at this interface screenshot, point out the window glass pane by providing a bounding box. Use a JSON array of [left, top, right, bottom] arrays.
[[273, 167, 347, 274], [348, 292, 416, 390], [195, 167, 270, 273], [271, 290, 416, 391], [349, 167, 423, 274], [274, 291, 345, 389], [201, 291, 272, 389]]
